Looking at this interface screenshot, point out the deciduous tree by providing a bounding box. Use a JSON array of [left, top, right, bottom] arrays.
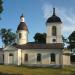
[[34, 33, 46, 43], [0, 28, 16, 46], [68, 31, 75, 49]]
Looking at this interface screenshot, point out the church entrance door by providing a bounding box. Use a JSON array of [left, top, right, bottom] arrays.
[[9, 56, 14, 64]]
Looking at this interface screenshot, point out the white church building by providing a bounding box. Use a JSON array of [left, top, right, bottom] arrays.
[[0, 8, 71, 67]]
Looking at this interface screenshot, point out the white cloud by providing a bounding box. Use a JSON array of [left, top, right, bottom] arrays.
[[42, 3, 53, 19], [42, 3, 75, 37]]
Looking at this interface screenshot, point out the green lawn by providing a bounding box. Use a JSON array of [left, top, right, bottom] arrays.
[[0, 65, 75, 75]]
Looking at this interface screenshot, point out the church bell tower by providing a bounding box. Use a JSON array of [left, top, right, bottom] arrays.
[[16, 14, 28, 45], [46, 8, 63, 44]]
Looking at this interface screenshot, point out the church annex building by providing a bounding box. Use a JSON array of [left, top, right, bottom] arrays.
[[0, 8, 71, 67]]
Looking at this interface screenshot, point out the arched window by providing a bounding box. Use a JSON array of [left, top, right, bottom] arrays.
[[24, 54, 28, 62], [51, 53, 55, 62], [52, 26, 57, 36], [19, 33, 22, 39], [37, 53, 41, 62]]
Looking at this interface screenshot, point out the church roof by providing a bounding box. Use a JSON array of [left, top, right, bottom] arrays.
[[13, 43, 64, 49], [17, 14, 28, 31], [17, 22, 28, 31], [46, 8, 62, 23]]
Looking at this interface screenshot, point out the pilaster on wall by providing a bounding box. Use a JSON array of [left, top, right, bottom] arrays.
[[17, 49, 22, 65]]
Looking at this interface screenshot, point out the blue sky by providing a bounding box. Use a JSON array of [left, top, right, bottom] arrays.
[[0, 0, 75, 46]]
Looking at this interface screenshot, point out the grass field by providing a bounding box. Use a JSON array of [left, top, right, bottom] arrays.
[[0, 65, 75, 75]]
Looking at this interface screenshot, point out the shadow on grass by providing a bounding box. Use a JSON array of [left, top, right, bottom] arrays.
[[71, 71, 75, 75], [0, 72, 22, 75], [19, 65, 62, 69]]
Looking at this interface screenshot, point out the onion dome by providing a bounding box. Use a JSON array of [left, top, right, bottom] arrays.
[[47, 8, 62, 23], [17, 14, 28, 31]]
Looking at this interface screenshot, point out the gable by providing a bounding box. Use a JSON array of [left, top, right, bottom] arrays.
[[3, 45, 18, 51]]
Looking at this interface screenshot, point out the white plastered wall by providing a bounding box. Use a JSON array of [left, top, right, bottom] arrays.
[[4, 50, 18, 65], [3, 46, 19, 65], [17, 30, 28, 45], [21, 49, 63, 66], [62, 50, 71, 65], [46, 23, 63, 43]]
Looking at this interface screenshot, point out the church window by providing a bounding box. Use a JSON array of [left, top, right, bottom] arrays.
[[53, 39, 56, 42], [19, 33, 22, 39], [9, 53, 13, 56], [52, 26, 57, 36], [51, 53, 55, 62], [37, 53, 41, 62], [24, 54, 28, 62], [3, 54, 4, 63]]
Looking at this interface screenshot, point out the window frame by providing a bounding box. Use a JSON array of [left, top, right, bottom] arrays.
[[37, 53, 41, 62], [51, 53, 55, 62], [24, 54, 28, 62], [52, 26, 57, 36], [9, 53, 13, 56], [53, 39, 56, 42], [19, 33, 22, 39]]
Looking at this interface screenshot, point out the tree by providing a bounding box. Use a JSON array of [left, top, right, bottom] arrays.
[[34, 33, 46, 43], [0, 0, 3, 14], [0, 28, 16, 46], [0, 0, 3, 19], [68, 31, 75, 49], [62, 36, 68, 47], [62, 36, 67, 43]]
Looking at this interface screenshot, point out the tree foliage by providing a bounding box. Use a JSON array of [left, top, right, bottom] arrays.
[[34, 33, 46, 43], [62, 36, 67, 43], [0, 28, 16, 46], [0, 0, 3, 14], [68, 31, 75, 49]]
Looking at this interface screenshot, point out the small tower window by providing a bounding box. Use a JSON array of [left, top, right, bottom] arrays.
[[24, 54, 28, 62], [19, 33, 22, 39], [37, 53, 41, 62], [52, 26, 57, 36], [53, 39, 56, 42], [51, 53, 55, 62]]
